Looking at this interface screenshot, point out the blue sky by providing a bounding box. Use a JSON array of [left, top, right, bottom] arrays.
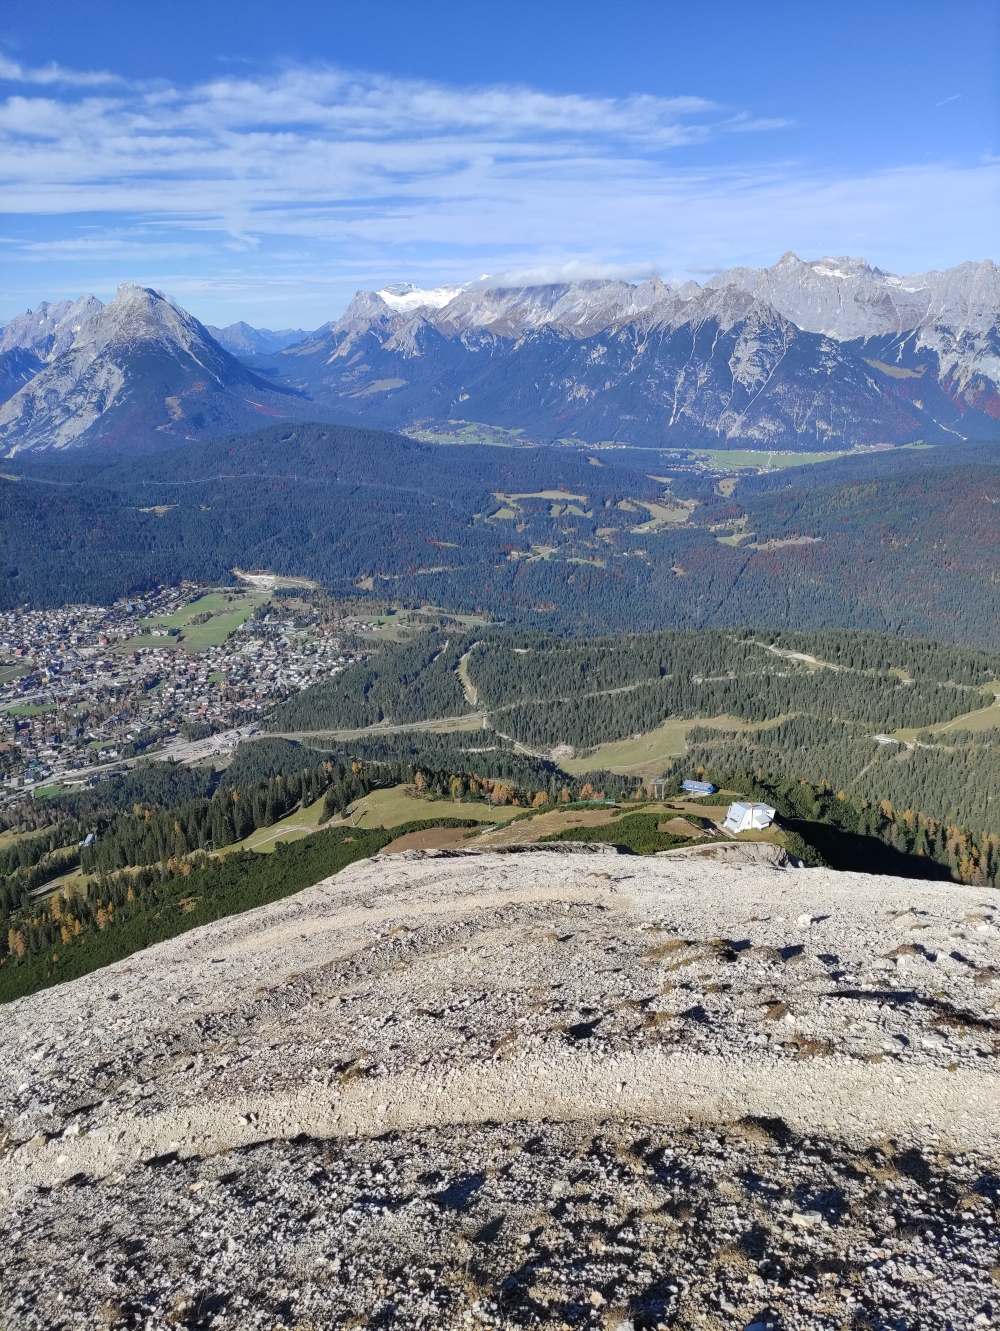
[[1, 0, 997, 328]]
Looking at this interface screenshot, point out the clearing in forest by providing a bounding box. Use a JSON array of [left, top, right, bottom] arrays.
[[892, 684, 1000, 743], [559, 714, 789, 781], [347, 785, 524, 831]]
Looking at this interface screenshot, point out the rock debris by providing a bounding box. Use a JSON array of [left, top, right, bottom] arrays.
[[1, 846, 997, 1329]]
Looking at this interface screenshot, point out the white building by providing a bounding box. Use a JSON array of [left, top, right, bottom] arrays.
[[723, 801, 776, 834]]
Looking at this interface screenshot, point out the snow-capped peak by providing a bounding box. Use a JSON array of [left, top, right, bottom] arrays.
[[376, 283, 469, 313]]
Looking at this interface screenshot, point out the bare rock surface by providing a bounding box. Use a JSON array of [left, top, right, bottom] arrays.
[[2, 847, 998, 1329]]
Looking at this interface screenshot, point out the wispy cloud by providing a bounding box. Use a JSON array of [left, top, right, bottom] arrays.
[[0, 63, 758, 227], [0, 54, 122, 88], [0, 58, 995, 325]]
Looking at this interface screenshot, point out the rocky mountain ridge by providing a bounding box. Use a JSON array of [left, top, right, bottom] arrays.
[[2, 254, 997, 455], [0, 286, 331, 455], [260, 258, 1000, 450], [323, 254, 999, 349], [0, 294, 105, 405]]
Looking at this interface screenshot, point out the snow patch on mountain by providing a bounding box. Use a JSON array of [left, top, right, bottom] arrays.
[[377, 282, 469, 313]]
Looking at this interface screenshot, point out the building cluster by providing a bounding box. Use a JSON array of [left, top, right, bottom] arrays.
[[0, 586, 361, 805]]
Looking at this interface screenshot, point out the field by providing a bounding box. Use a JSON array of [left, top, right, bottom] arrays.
[[348, 784, 524, 831], [140, 591, 268, 651], [0, 663, 32, 686], [3, 702, 55, 717], [380, 825, 480, 854], [559, 714, 789, 781], [688, 448, 848, 470], [0, 824, 55, 851]]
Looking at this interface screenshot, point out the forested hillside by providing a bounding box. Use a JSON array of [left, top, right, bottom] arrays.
[[260, 623, 1000, 882], [269, 625, 999, 748], [5, 422, 1000, 645], [683, 716, 1000, 843], [269, 633, 472, 731]]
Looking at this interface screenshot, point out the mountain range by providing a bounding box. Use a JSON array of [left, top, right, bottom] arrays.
[[1, 254, 998, 456], [202, 321, 311, 356]]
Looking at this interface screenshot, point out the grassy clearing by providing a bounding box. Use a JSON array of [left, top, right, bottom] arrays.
[[113, 636, 182, 655], [177, 606, 261, 650], [689, 448, 847, 470], [142, 591, 237, 628], [140, 591, 268, 651], [31, 863, 92, 902], [0, 824, 56, 851], [4, 702, 56, 717], [349, 784, 524, 831], [223, 795, 330, 854], [0, 663, 32, 686], [358, 606, 493, 643], [893, 686, 1000, 742], [631, 499, 698, 532], [560, 714, 789, 781]]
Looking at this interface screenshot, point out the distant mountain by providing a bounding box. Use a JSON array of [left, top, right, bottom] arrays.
[[0, 295, 104, 405], [258, 259, 1000, 450], [705, 253, 1000, 407], [4, 257, 998, 456], [203, 321, 311, 356], [0, 286, 337, 456], [706, 252, 1000, 341]]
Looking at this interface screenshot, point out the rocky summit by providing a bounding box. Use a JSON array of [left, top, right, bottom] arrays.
[[0, 286, 326, 456], [2, 845, 998, 1329]]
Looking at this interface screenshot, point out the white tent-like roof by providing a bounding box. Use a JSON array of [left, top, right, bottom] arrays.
[[723, 801, 776, 834]]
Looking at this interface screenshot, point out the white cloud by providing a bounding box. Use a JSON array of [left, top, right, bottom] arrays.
[[0, 64, 753, 224], [0, 59, 995, 325], [0, 54, 121, 87]]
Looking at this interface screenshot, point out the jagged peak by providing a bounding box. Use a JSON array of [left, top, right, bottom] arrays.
[[0, 293, 104, 358]]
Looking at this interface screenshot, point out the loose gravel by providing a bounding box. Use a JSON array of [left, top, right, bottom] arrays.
[[1, 845, 997, 1329]]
